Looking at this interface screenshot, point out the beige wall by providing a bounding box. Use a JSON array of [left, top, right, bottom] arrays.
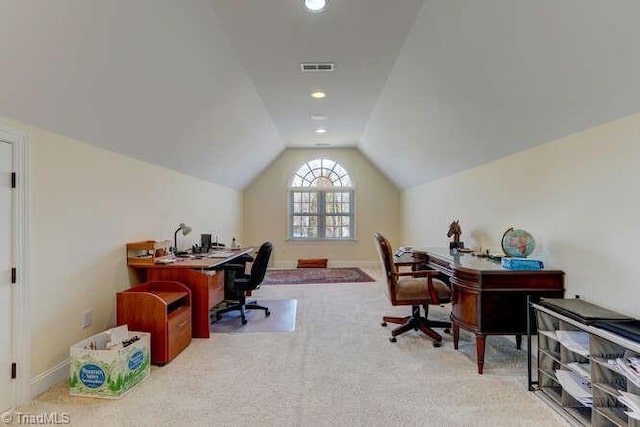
[[402, 113, 640, 318], [243, 148, 401, 267], [0, 117, 243, 378]]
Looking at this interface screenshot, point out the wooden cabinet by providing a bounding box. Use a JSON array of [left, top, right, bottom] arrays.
[[531, 301, 640, 426], [145, 268, 224, 338], [117, 281, 192, 365]]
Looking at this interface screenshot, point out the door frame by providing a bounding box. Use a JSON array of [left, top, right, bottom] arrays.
[[0, 124, 30, 406]]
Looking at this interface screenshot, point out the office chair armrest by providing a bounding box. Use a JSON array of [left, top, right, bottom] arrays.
[[393, 261, 416, 268], [393, 270, 442, 304], [393, 270, 439, 277]]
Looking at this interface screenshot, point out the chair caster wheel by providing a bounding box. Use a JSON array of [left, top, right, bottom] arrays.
[[389, 337, 397, 343], [444, 328, 451, 334], [433, 341, 442, 348], [265, 310, 271, 316], [381, 322, 387, 327], [241, 317, 247, 325]]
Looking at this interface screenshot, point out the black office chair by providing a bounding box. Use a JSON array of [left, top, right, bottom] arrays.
[[213, 242, 273, 325]]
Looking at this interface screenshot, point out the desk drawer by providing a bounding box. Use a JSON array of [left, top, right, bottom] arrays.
[[451, 284, 479, 330], [168, 307, 191, 362], [208, 272, 225, 308]]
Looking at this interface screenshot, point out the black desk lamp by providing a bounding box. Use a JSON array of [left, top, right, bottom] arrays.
[[174, 223, 192, 253]]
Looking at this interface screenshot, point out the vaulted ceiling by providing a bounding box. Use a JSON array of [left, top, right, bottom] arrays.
[[2, 0, 640, 189]]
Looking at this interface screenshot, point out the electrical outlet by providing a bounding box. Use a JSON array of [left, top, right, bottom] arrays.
[[81, 309, 92, 329]]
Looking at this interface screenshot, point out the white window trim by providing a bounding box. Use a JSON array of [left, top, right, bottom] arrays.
[[287, 158, 355, 241], [288, 188, 355, 240]]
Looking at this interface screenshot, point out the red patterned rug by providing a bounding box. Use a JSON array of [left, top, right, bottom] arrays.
[[262, 267, 375, 285]]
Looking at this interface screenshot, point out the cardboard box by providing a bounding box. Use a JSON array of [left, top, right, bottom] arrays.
[[69, 325, 150, 399]]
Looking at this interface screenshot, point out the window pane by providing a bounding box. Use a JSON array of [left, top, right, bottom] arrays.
[[333, 164, 346, 177], [308, 159, 322, 171], [340, 176, 352, 187], [327, 171, 339, 184], [291, 176, 303, 187], [325, 191, 334, 202], [293, 192, 319, 214], [312, 176, 333, 187], [292, 215, 318, 238], [297, 164, 311, 177], [322, 159, 336, 170]]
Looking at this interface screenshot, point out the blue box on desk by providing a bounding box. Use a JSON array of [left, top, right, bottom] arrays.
[[501, 257, 544, 270]]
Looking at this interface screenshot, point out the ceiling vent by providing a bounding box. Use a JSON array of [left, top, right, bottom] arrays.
[[300, 62, 335, 72]]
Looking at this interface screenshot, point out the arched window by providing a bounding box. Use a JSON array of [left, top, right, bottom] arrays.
[[289, 158, 355, 240]]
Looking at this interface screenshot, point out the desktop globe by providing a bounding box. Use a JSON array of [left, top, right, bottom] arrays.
[[501, 227, 535, 258]]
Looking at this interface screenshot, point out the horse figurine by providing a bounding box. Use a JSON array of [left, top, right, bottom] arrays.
[[447, 220, 463, 249]]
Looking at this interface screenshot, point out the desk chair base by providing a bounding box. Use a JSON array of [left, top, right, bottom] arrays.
[[382, 304, 451, 347], [213, 300, 270, 325]]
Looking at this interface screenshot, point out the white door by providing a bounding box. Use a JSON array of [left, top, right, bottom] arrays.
[[0, 140, 13, 411]]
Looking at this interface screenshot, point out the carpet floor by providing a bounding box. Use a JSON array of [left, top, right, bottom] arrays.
[[17, 268, 569, 426], [263, 267, 375, 285], [211, 299, 297, 334]]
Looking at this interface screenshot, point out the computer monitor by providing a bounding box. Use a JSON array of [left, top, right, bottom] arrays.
[[201, 234, 211, 252]]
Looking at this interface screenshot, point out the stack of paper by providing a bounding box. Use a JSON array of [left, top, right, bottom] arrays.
[[555, 370, 592, 407], [207, 251, 235, 258], [555, 330, 590, 357], [614, 357, 640, 388], [567, 362, 591, 381], [618, 391, 640, 421]]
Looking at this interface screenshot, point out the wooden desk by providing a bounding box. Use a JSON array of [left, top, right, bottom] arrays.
[[129, 248, 254, 338], [412, 248, 565, 374]]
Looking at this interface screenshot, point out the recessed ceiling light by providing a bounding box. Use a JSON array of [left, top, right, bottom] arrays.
[[315, 128, 327, 134], [304, 0, 327, 12], [311, 114, 327, 121], [311, 91, 326, 99]]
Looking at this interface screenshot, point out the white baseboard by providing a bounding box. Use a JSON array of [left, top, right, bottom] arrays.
[[30, 359, 69, 399], [272, 260, 379, 269]]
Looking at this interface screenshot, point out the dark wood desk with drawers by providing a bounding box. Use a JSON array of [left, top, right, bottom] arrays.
[[410, 248, 565, 374]]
